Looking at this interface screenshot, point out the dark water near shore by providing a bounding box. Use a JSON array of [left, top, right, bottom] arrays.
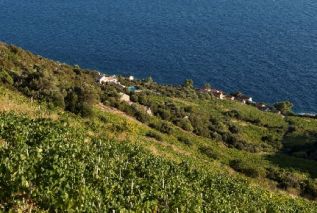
[[0, 0, 316, 112]]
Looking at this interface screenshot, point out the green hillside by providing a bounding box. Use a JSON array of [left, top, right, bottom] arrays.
[[1, 42, 317, 212]]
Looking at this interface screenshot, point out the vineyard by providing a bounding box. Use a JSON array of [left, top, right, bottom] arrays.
[[0, 112, 315, 212]]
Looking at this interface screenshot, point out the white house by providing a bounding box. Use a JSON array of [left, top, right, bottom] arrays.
[[99, 75, 118, 84], [219, 93, 225, 100], [232, 92, 253, 104], [227, 96, 235, 101], [129, 76, 134, 81], [211, 89, 226, 100]]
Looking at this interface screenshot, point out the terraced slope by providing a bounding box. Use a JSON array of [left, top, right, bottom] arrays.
[[0, 42, 317, 211]]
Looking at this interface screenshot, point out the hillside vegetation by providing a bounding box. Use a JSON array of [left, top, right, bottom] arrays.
[[1, 42, 317, 212]]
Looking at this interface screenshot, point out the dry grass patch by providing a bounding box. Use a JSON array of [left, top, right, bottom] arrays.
[[0, 138, 7, 149], [0, 87, 59, 120]]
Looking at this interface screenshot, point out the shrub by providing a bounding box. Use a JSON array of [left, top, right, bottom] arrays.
[[189, 115, 210, 137], [209, 117, 220, 125], [236, 140, 258, 153], [156, 108, 171, 120], [64, 90, 79, 113], [81, 102, 94, 117], [134, 110, 150, 123], [301, 180, 317, 199], [251, 118, 261, 125], [99, 114, 108, 123], [130, 94, 139, 102], [184, 106, 193, 113], [159, 122, 173, 134], [266, 167, 301, 190], [148, 103, 158, 114], [198, 92, 211, 100], [107, 97, 120, 107], [229, 159, 261, 178], [51, 91, 65, 108], [267, 168, 317, 199], [229, 125, 239, 134], [148, 122, 156, 129], [9, 44, 20, 54], [177, 136, 192, 146], [64, 87, 96, 117], [117, 102, 134, 115], [261, 135, 281, 150], [288, 125, 297, 133], [224, 110, 241, 119], [261, 135, 274, 142], [183, 79, 194, 89], [101, 87, 119, 102], [73, 68, 81, 75], [145, 131, 162, 141], [274, 101, 293, 115], [221, 132, 258, 152], [149, 121, 173, 135], [193, 126, 210, 138], [210, 132, 222, 141], [221, 132, 237, 145], [111, 123, 129, 133], [199, 147, 218, 160], [0, 69, 14, 85], [137, 94, 149, 105], [173, 118, 193, 132]]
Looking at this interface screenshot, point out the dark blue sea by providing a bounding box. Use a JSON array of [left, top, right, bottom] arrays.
[[0, 0, 316, 113]]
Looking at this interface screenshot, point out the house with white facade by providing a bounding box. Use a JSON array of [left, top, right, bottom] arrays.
[[98, 75, 118, 84], [232, 92, 253, 104], [211, 89, 226, 100]]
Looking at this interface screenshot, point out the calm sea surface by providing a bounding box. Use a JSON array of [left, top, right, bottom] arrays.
[[0, 0, 316, 112]]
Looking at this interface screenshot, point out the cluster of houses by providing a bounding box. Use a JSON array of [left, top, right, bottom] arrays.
[[200, 88, 252, 103], [98, 74, 139, 90], [97, 73, 276, 114], [97, 74, 152, 115], [199, 88, 272, 112], [98, 74, 131, 98]]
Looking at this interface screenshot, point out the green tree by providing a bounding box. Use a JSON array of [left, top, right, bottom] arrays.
[[183, 79, 194, 89], [203, 83, 211, 90], [145, 76, 154, 83], [173, 118, 193, 132], [64, 86, 96, 117], [274, 101, 293, 115]]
